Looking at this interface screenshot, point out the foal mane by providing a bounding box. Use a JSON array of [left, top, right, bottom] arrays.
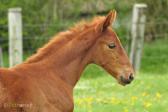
[[25, 16, 105, 63]]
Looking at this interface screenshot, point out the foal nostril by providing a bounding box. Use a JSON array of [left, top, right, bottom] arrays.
[[120, 73, 134, 84], [128, 73, 134, 81]]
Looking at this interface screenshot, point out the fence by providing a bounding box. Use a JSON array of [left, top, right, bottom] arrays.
[[130, 4, 147, 71], [0, 47, 3, 67]]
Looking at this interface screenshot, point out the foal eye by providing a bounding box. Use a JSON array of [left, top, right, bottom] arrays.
[[108, 43, 116, 49]]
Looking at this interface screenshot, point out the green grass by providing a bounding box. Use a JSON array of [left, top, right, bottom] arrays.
[[73, 39, 168, 112], [141, 39, 168, 74], [74, 67, 168, 112]]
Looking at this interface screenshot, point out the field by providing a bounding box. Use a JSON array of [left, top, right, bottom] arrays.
[[2, 39, 168, 112], [74, 39, 168, 112]]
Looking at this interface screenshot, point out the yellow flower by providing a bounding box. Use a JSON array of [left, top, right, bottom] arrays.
[[96, 98, 102, 103], [156, 92, 162, 99], [85, 97, 93, 104], [123, 107, 128, 112], [142, 92, 148, 97], [131, 96, 138, 105], [131, 96, 138, 101], [111, 97, 120, 105], [143, 102, 152, 108]]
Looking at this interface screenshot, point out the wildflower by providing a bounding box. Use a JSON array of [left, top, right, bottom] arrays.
[[156, 92, 162, 99], [85, 97, 93, 105], [84, 97, 93, 112], [131, 96, 138, 101], [131, 96, 138, 105], [96, 98, 102, 104], [143, 102, 152, 108], [111, 97, 120, 105], [142, 92, 148, 97], [123, 107, 128, 112]]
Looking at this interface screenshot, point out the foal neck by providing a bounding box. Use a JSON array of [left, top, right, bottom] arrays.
[[25, 26, 100, 87]]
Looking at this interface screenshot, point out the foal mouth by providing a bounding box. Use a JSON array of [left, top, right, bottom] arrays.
[[118, 75, 132, 86]]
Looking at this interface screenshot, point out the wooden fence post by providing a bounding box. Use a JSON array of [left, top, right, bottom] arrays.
[[130, 4, 147, 71], [8, 8, 23, 67], [0, 47, 3, 67]]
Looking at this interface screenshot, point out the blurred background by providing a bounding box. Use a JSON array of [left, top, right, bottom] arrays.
[[0, 0, 168, 112]]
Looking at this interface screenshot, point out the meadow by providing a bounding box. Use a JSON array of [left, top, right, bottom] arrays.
[[2, 39, 168, 112]]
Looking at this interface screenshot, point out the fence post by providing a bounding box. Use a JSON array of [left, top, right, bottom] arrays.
[[130, 4, 147, 72], [0, 47, 3, 67], [8, 8, 23, 67]]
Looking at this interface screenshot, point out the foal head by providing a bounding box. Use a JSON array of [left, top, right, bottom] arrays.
[[91, 10, 134, 85]]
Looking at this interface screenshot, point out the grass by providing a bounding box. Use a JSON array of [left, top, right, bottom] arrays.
[[1, 39, 168, 112], [74, 72, 168, 112], [141, 39, 168, 74]]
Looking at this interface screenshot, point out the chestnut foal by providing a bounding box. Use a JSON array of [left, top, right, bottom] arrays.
[[0, 10, 134, 112]]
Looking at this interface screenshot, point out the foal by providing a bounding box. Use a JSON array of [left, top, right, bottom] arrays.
[[0, 10, 134, 112]]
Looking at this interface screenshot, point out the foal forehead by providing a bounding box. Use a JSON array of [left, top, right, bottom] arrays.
[[104, 28, 119, 41]]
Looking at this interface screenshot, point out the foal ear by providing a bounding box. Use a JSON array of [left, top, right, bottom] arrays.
[[102, 10, 117, 31]]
